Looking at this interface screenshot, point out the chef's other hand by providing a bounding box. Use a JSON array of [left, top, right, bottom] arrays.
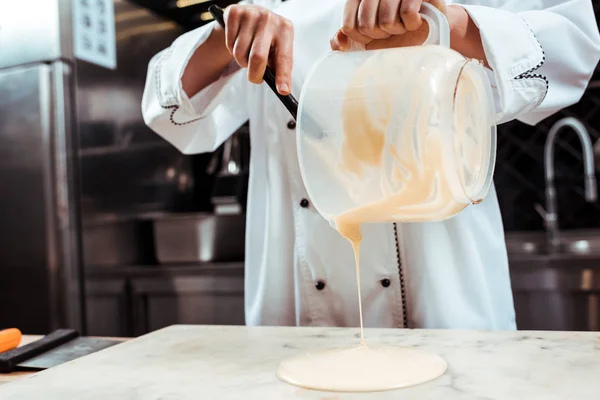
[[333, 0, 446, 50], [222, 5, 293, 95]]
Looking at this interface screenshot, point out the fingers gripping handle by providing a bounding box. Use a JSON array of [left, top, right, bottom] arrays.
[[345, 2, 450, 50], [208, 5, 299, 119]]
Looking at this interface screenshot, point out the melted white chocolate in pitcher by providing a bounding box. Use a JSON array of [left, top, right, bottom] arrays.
[[278, 49, 488, 392]]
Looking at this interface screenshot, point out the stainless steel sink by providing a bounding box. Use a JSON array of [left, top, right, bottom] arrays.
[[506, 229, 600, 257], [512, 119, 600, 331], [505, 231, 546, 255]]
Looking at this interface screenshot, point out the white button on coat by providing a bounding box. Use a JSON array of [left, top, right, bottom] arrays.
[[142, 0, 600, 329]]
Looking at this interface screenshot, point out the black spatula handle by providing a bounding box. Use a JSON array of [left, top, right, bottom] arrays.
[[0, 329, 79, 373]]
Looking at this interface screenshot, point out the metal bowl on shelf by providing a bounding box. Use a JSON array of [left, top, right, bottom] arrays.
[[82, 213, 155, 267], [152, 212, 245, 264]]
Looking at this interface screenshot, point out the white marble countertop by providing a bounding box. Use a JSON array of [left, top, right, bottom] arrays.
[[1, 325, 599, 399]]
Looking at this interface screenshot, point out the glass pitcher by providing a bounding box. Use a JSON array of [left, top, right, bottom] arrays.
[[296, 3, 496, 225]]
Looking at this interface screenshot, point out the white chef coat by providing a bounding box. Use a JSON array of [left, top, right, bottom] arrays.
[[142, 0, 600, 330]]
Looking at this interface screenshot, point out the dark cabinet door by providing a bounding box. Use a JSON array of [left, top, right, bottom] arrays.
[[132, 272, 244, 335], [85, 278, 132, 337]]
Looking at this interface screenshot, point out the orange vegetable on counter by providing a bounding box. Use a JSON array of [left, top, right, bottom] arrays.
[[0, 328, 22, 353]]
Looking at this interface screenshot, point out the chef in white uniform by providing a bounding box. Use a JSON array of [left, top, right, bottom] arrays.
[[142, 0, 600, 330]]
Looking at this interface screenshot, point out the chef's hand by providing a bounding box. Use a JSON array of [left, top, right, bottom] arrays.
[[331, 0, 446, 51], [222, 5, 294, 95]]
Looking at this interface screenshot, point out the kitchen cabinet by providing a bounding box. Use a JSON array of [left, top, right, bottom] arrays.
[[513, 291, 598, 331], [509, 256, 600, 331], [131, 273, 244, 335], [85, 278, 133, 337], [85, 263, 244, 336]]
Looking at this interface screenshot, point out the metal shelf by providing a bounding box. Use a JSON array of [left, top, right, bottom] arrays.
[[86, 261, 244, 278]]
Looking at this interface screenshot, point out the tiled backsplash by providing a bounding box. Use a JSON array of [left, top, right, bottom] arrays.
[[495, 33, 600, 231]]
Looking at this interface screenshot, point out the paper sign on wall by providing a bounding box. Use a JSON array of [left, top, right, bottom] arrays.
[[72, 0, 117, 69]]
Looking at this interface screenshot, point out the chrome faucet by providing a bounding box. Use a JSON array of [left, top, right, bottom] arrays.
[[536, 117, 597, 253]]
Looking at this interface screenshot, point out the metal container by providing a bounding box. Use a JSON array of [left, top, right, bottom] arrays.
[[82, 216, 154, 267], [153, 213, 245, 263]]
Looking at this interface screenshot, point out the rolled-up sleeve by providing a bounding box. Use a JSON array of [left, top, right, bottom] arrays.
[[141, 22, 248, 154], [461, 0, 600, 125]]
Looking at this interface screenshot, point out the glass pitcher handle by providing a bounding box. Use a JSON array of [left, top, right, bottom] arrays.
[[420, 2, 450, 48]]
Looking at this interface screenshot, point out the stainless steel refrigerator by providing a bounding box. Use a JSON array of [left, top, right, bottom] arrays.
[[0, 0, 186, 334]]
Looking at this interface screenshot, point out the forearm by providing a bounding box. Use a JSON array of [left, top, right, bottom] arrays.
[[181, 25, 233, 99], [447, 5, 489, 68]]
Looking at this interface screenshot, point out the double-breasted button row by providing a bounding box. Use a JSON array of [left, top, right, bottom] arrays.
[[314, 278, 393, 291]]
